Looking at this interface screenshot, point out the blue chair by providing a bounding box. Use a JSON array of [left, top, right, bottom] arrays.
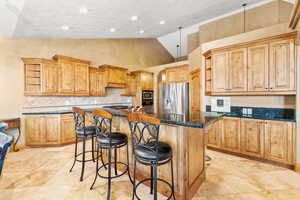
[[0, 132, 13, 176]]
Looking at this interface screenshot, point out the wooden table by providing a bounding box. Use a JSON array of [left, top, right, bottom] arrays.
[[0, 118, 21, 152]]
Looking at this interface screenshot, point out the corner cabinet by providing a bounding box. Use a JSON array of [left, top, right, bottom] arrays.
[[165, 65, 189, 83], [205, 32, 296, 96], [53, 55, 90, 96], [22, 58, 58, 96], [207, 117, 296, 166]]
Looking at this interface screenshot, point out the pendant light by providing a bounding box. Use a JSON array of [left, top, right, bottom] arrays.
[[242, 3, 247, 33], [176, 26, 183, 62]]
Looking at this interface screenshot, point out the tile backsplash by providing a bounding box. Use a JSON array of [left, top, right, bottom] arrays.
[[23, 88, 132, 108]]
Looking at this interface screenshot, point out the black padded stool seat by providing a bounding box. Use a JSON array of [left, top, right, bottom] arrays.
[[76, 126, 96, 135], [96, 132, 127, 146], [135, 141, 172, 161]]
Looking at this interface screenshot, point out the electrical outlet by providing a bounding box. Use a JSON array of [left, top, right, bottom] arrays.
[[242, 108, 247, 115], [247, 108, 253, 115]]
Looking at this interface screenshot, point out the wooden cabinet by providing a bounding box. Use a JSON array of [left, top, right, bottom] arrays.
[[264, 120, 295, 165], [247, 44, 269, 92], [53, 55, 90, 96], [212, 52, 228, 92], [101, 65, 128, 88], [221, 117, 241, 152], [269, 39, 295, 92], [190, 69, 201, 112], [165, 65, 189, 83], [228, 48, 247, 92], [207, 119, 221, 148], [241, 118, 264, 158], [61, 114, 75, 143], [22, 58, 58, 96], [122, 73, 137, 96], [205, 32, 296, 96], [25, 114, 76, 146], [89, 67, 106, 96]]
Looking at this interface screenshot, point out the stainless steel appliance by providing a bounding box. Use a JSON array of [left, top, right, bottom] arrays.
[[159, 83, 189, 115], [142, 90, 154, 106]]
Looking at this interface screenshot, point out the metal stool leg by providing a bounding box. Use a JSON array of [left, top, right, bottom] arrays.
[[92, 135, 95, 162], [69, 135, 78, 173], [114, 148, 118, 176], [132, 158, 137, 200], [171, 158, 176, 200], [80, 136, 86, 182], [126, 144, 133, 183], [90, 144, 100, 190], [107, 147, 112, 200], [100, 146, 107, 170], [150, 165, 153, 194], [153, 164, 158, 200]]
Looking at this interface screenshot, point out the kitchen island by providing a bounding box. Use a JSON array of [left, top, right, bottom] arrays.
[[23, 107, 221, 200]]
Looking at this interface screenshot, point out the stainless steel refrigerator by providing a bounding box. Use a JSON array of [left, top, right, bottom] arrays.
[[159, 83, 189, 115]]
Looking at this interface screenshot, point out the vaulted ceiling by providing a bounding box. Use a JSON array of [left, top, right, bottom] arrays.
[[1, 0, 266, 38]]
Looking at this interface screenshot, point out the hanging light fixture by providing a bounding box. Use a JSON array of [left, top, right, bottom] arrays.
[[176, 26, 183, 62], [242, 3, 247, 33]]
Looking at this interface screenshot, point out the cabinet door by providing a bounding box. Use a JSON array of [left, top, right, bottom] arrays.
[[98, 69, 106, 96], [269, 39, 295, 91], [241, 119, 264, 158], [141, 73, 154, 90], [59, 61, 74, 94], [228, 48, 247, 92], [89, 68, 99, 96], [44, 115, 60, 145], [42, 63, 58, 94], [264, 121, 295, 164], [75, 63, 89, 95], [212, 52, 228, 92], [190, 70, 200, 112], [207, 119, 221, 148], [61, 114, 75, 144], [221, 117, 240, 152], [25, 116, 43, 145], [247, 44, 269, 92]]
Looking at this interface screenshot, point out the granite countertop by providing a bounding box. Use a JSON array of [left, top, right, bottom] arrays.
[[221, 112, 296, 122], [22, 107, 222, 128]]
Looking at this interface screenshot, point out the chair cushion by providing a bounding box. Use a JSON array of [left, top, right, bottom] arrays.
[[96, 132, 127, 146], [134, 141, 172, 162], [76, 126, 96, 136]]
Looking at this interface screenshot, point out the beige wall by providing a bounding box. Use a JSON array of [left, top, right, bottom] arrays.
[[187, 0, 293, 53], [0, 38, 174, 118]]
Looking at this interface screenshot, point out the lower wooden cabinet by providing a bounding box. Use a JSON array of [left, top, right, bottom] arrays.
[[264, 120, 295, 165], [240, 118, 264, 158], [207, 117, 296, 166], [25, 114, 75, 146], [221, 117, 241, 153]]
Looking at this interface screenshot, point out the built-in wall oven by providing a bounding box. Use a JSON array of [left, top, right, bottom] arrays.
[[142, 90, 154, 106]]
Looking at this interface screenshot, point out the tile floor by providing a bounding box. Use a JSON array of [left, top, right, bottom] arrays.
[[1, 144, 300, 200]]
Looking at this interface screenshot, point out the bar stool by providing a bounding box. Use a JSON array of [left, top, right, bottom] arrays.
[[128, 113, 176, 200], [69, 107, 98, 182], [90, 109, 132, 200]]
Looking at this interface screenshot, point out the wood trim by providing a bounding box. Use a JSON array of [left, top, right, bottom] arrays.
[[99, 64, 128, 71], [289, 0, 300, 29], [189, 68, 200, 75], [130, 70, 154, 75], [165, 64, 189, 70], [53, 55, 91, 64], [203, 32, 297, 55], [210, 91, 296, 96], [295, 164, 300, 172], [21, 58, 57, 65]]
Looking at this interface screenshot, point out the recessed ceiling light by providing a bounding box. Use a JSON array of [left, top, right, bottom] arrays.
[[61, 25, 69, 30], [159, 20, 166, 25], [110, 28, 116, 32], [130, 16, 138, 21], [139, 30, 144, 34], [79, 7, 88, 14]]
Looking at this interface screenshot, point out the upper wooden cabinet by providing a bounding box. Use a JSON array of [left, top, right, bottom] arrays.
[[190, 69, 201, 112], [205, 32, 296, 96], [247, 44, 269, 92], [100, 65, 128, 88], [122, 73, 137, 96], [89, 67, 106, 96], [53, 55, 90, 96], [22, 58, 58, 96], [269, 39, 295, 92], [165, 65, 189, 83]]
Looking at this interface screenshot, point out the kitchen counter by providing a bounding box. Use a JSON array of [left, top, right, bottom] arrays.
[[22, 107, 222, 128]]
